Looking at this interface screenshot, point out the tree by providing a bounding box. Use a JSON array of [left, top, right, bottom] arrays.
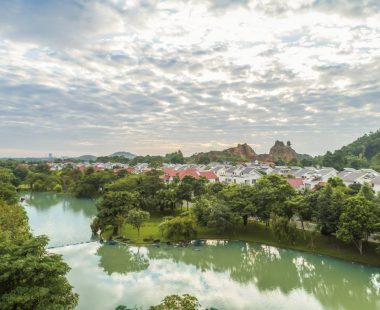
[[0, 202, 78, 309], [315, 184, 345, 235], [95, 191, 138, 235], [177, 178, 193, 210], [0, 182, 18, 204], [192, 197, 239, 233], [156, 188, 179, 214], [285, 194, 311, 239], [271, 214, 297, 244], [219, 184, 255, 227], [126, 209, 150, 237], [0, 236, 78, 309], [149, 294, 200, 310], [253, 175, 295, 226], [336, 195, 377, 254], [160, 217, 196, 239]]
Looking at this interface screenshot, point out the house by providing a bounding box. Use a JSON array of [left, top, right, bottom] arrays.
[[302, 167, 337, 190], [371, 175, 380, 194], [341, 170, 374, 187], [287, 178, 304, 191], [219, 166, 262, 184], [162, 167, 218, 183]]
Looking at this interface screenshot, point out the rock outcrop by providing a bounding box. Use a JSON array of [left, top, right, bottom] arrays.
[[224, 143, 256, 160], [192, 141, 298, 163], [268, 140, 298, 163]]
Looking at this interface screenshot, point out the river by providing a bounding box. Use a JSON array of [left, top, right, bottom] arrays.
[[22, 192, 380, 310]]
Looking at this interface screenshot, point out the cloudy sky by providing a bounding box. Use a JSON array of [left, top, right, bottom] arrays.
[[1, 0, 379, 157]]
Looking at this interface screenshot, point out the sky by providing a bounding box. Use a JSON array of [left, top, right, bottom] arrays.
[[0, 0, 380, 158]]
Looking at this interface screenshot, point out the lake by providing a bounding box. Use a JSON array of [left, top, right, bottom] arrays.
[[22, 192, 380, 310]]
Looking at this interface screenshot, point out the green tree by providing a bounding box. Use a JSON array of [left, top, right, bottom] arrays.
[[336, 195, 377, 254], [0, 201, 78, 309], [253, 175, 295, 226], [156, 188, 179, 213], [126, 208, 150, 237], [177, 180, 193, 210], [0, 182, 18, 204], [149, 294, 200, 310], [192, 197, 239, 233], [160, 217, 196, 239], [271, 214, 297, 244], [286, 194, 312, 239], [219, 184, 255, 227], [95, 191, 138, 235], [315, 184, 345, 235]]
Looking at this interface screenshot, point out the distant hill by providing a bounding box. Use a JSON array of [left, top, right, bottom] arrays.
[[109, 151, 136, 159], [75, 155, 97, 161], [318, 129, 380, 171]]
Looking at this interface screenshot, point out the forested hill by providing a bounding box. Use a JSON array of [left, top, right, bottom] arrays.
[[318, 130, 380, 171]]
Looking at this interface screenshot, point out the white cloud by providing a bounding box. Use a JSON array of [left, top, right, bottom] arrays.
[[0, 0, 379, 156]]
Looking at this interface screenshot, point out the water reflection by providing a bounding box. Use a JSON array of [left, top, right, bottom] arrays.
[[91, 241, 380, 310], [97, 245, 149, 275], [22, 192, 97, 247]]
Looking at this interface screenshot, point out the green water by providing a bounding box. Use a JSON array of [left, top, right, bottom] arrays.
[[23, 192, 380, 310]]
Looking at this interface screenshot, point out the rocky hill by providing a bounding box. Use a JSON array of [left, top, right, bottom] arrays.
[[191, 141, 298, 164], [224, 143, 256, 160]]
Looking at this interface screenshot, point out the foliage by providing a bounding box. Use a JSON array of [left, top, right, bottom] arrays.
[[315, 184, 345, 235], [336, 195, 378, 254], [219, 184, 255, 226], [126, 209, 150, 236], [160, 216, 197, 239], [192, 197, 239, 233], [95, 191, 138, 235], [149, 294, 200, 310], [252, 174, 295, 225], [0, 180, 78, 310], [271, 215, 297, 244], [318, 130, 380, 171], [0, 235, 78, 309]]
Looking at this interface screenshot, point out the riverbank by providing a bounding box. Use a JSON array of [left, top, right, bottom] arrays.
[[105, 215, 380, 267]]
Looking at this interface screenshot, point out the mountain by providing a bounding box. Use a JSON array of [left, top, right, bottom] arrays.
[[191, 141, 298, 164], [109, 151, 136, 159], [75, 155, 97, 161], [318, 130, 380, 171]]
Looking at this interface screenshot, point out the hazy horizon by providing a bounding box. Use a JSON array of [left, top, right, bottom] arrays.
[[1, 1, 379, 158]]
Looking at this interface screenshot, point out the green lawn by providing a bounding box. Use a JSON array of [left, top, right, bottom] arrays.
[[105, 214, 380, 267]]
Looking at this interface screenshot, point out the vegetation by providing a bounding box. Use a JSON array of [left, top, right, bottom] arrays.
[[89, 168, 380, 263], [116, 294, 216, 310], [316, 129, 380, 170], [0, 170, 78, 309], [126, 209, 150, 236]]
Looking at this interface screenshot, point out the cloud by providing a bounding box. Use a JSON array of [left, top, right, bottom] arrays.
[[0, 0, 379, 156]]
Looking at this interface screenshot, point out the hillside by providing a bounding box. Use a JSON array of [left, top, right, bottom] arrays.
[[109, 151, 136, 159], [318, 130, 380, 171]]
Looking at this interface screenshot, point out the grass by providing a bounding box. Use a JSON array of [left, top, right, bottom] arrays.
[[103, 213, 380, 267]]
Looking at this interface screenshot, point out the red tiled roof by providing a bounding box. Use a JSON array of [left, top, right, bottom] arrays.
[[163, 167, 178, 177], [177, 168, 200, 180], [287, 178, 304, 188], [199, 171, 218, 180]]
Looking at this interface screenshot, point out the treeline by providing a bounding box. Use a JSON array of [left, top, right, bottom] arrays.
[[91, 171, 207, 237], [193, 176, 380, 255], [314, 130, 380, 171], [0, 165, 78, 309], [0, 160, 127, 198], [91, 168, 380, 255]]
